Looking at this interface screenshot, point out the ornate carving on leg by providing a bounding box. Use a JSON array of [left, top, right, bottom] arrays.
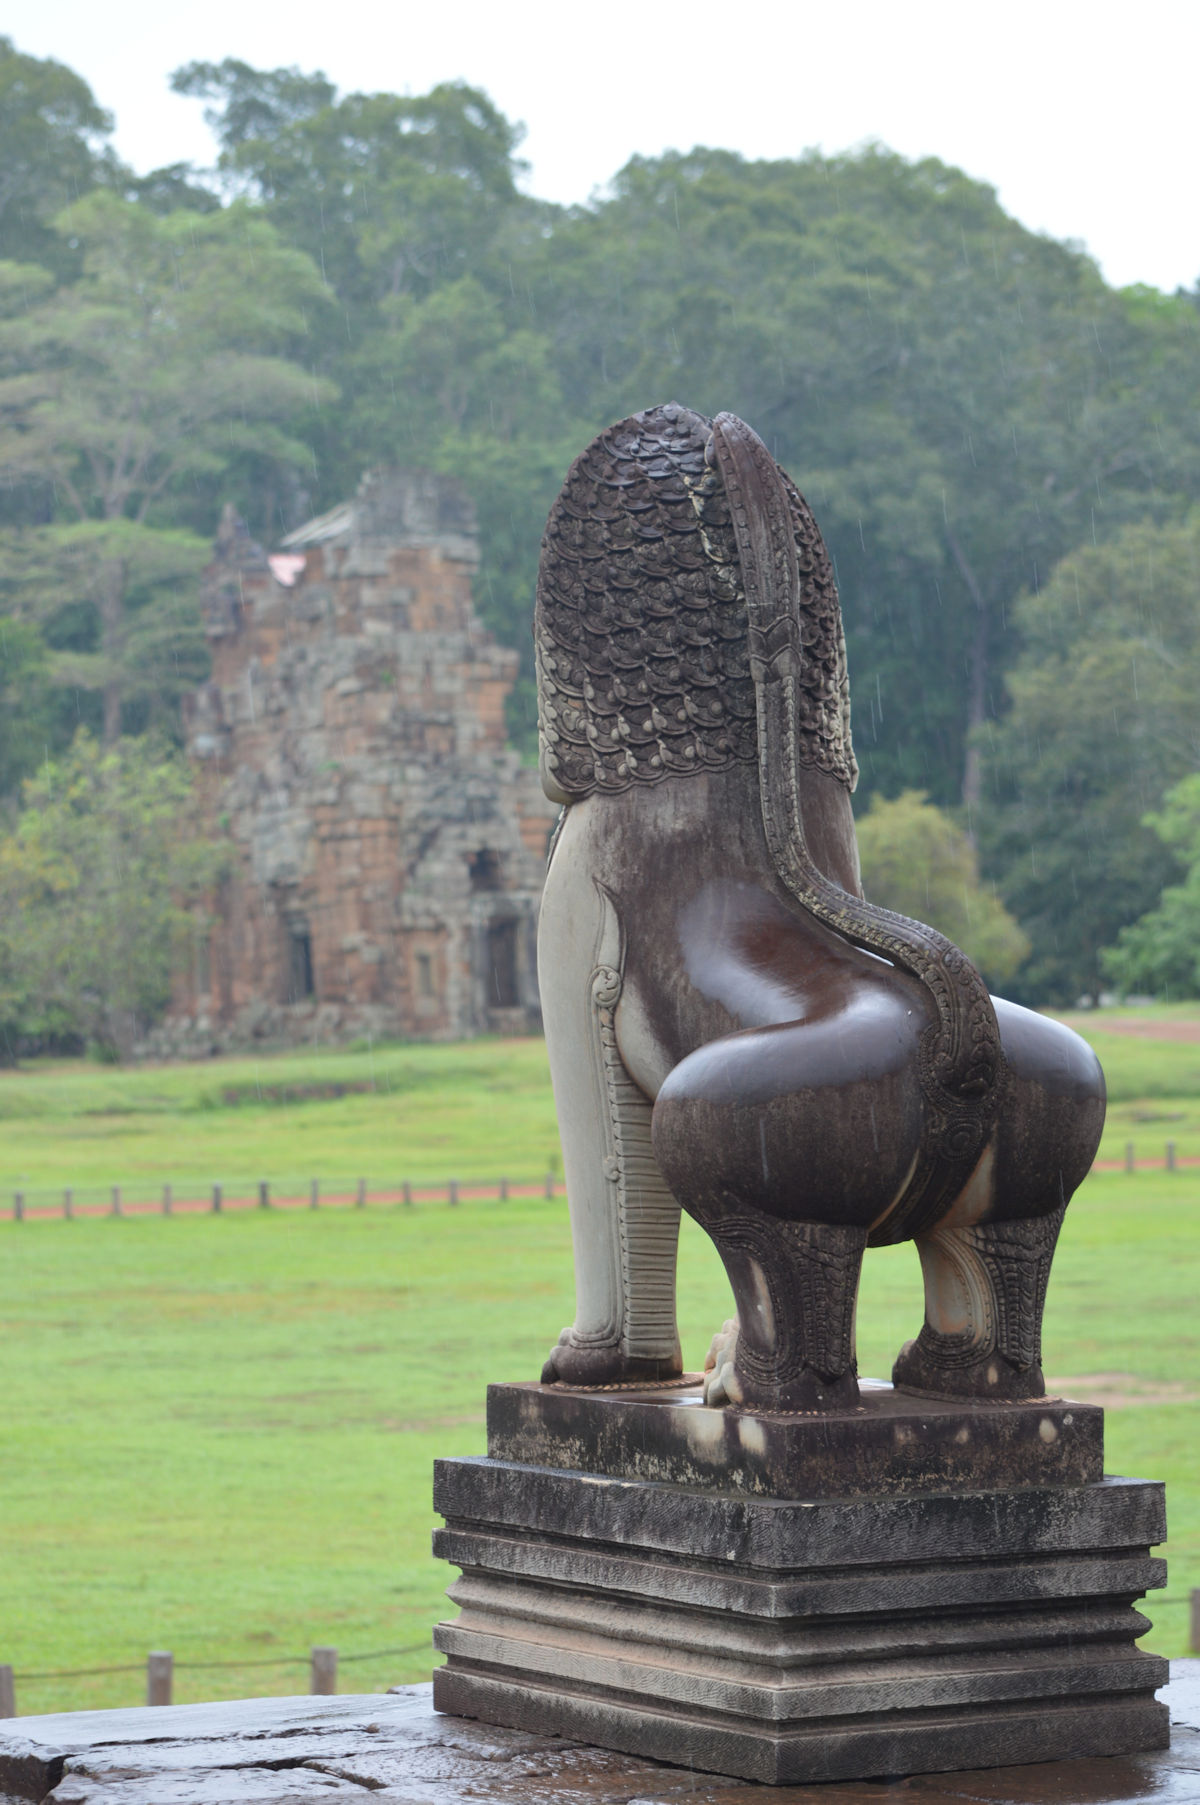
[[893, 1205, 1066, 1402], [542, 882, 682, 1387], [700, 1211, 867, 1412], [981, 1208, 1064, 1373]]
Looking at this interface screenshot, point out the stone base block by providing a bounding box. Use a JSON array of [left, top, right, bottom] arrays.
[[486, 1376, 1106, 1497], [432, 1456, 1169, 1786]]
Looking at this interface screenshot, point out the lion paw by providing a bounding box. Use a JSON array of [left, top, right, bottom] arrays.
[[541, 1328, 682, 1387], [703, 1318, 744, 1407]]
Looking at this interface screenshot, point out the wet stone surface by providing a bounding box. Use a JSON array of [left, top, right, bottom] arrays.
[[0, 1669, 1195, 1805], [485, 1379, 1107, 1498]]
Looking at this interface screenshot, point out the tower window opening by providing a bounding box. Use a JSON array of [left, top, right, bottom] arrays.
[[287, 924, 314, 1001], [487, 918, 520, 1009], [469, 848, 503, 891], [194, 930, 211, 1002]]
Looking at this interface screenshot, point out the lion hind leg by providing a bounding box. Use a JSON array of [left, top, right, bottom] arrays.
[[893, 1205, 1066, 1402]]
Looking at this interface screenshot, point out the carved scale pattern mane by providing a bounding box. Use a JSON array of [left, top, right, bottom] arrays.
[[535, 403, 1005, 1240], [535, 403, 855, 796]]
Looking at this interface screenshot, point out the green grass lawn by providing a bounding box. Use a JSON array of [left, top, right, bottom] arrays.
[[0, 1038, 563, 1206], [0, 1008, 1195, 1204], [1064, 1010, 1200, 1165], [0, 1012, 1197, 1716]]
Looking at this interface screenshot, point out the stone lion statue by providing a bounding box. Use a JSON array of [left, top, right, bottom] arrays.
[[535, 404, 1104, 1413]]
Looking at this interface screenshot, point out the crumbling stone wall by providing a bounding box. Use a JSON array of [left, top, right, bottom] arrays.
[[163, 470, 557, 1053]]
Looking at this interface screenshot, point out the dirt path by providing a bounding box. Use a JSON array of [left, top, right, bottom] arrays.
[[1048, 1372, 1199, 1408], [1056, 1014, 1200, 1042], [1092, 1153, 1200, 1171]]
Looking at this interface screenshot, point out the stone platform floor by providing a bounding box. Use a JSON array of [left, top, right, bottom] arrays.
[[0, 1665, 1196, 1805]]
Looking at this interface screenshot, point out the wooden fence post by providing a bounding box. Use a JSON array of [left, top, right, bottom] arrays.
[[1167, 1141, 1177, 1172], [310, 1179, 319, 1210], [258, 1181, 270, 1210], [0, 1664, 14, 1718], [500, 1177, 508, 1201], [12, 1194, 22, 1223], [544, 1172, 555, 1199], [1125, 1142, 1135, 1174], [212, 1183, 222, 1214], [310, 1646, 337, 1695], [402, 1181, 412, 1208], [111, 1185, 121, 1217], [448, 1180, 459, 1206], [147, 1651, 173, 1707], [356, 1178, 366, 1209], [1191, 1588, 1200, 1654], [63, 1188, 73, 1220], [162, 1184, 172, 1216]]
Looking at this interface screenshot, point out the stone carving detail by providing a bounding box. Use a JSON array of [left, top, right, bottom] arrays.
[[703, 1218, 868, 1410], [981, 1207, 1066, 1372], [535, 403, 1106, 1414], [895, 1206, 1067, 1398], [539, 878, 682, 1387], [589, 957, 682, 1366], [535, 404, 854, 801], [709, 412, 1005, 1237]]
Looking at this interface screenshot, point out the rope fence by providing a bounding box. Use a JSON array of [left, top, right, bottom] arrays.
[[1089, 1133, 1198, 1176], [6, 1144, 1195, 1222], [4, 1593, 1198, 1716], [0, 1639, 434, 1715], [4, 1143, 1196, 1221], [1094, 1140, 1198, 1172], [2, 1174, 563, 1222]]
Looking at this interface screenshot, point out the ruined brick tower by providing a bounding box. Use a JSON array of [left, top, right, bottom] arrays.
[[167, 470, 558, 1051]]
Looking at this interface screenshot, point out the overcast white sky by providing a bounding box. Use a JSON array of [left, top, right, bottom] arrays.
[[12, 0, 1199, 292]]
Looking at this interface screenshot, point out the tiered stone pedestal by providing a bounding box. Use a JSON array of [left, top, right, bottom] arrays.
[[432, 1379, 1168, 1786]]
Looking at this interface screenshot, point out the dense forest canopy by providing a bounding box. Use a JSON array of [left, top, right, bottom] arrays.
[[1, 34, 1199, 1040]]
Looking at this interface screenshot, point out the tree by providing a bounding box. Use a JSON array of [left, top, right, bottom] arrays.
[[855, 790, 1029, 987], [172, 61, 530, 313], [0, 615, 56, 796], [509, 147, 1200, 800], [0, 521, 212, 746], [0, 36, 116, 273], [170, 58, 558, 624], [14, 46, 1197, 853], [346, 276, 583, 734], [171, 59, 337, 158], [0, 191, 334, 739], [0, 733, 222, 1059], [981, 516, 1200, 1003], [1102, 774, 1200, 997], [122, 163, 221, 217], [166, 74, 1200, 789]]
